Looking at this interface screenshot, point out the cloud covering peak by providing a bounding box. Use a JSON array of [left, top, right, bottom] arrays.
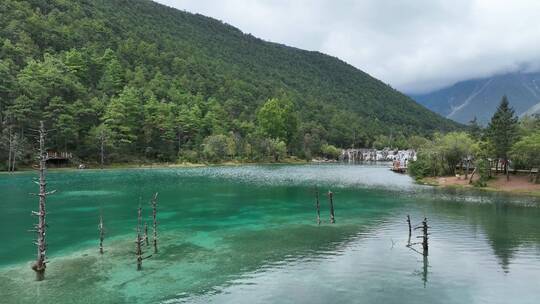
[[155, 0, 540, 94]]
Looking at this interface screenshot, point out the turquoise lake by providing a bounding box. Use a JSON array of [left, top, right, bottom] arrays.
[[1, 164, 539, 303]]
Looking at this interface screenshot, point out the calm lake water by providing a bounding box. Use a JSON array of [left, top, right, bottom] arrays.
[[1, 164, 539, 303]]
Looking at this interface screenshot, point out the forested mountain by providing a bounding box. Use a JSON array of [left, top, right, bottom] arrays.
[[412, 72, 540, 125], [0, 0, 459, 168]]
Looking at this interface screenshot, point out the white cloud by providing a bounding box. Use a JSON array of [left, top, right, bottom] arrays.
[[155, 0, 540, 94]]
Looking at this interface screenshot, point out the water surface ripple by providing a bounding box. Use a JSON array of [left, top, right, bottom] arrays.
[[0, 164, 539, 304]]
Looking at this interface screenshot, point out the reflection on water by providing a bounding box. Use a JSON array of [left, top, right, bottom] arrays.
[[422, 254, 429, 288], [0, 164, 539, 304]]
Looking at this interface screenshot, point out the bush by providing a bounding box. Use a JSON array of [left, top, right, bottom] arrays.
[[472, 158, 490, 187], [202, 134, 235, 162], [178, 149, 199, 163], [321, 144, 341, 159], [409, 132, 478, 179], [408, 150, 442, 179]]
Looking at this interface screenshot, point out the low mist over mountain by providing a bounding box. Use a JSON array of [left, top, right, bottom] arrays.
[[412, 72, 540, 124]]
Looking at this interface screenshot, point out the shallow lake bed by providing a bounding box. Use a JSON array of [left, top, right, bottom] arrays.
[[1, 164, 539, 303]]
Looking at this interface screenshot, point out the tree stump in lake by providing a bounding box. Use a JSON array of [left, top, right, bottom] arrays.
[[135, 206, 150, 270], [150, 192, 159, 254], [328, 191, 335, 224], [406, 215, 412, 246], [315, 189, 321, 225], [99, 214, 105, 254], [421, 217, 429, 256], [31, 121, 55, 281], [144, 222, 149, 247]]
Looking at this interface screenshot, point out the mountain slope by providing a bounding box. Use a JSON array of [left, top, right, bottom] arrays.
[[522, 101, 540, 116], [0, 0, 458, 165], [412, 72, 540, 124]]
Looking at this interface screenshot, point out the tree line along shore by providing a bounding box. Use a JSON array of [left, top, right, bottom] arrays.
[[408, 96, 540, 192]]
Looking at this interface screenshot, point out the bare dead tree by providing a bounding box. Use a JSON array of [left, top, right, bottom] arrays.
[[31, 121, 55, 281], [97, 128, 107, 169], [99, 213, 105, 254], [468, 167, 477, 184], [9, 131, 25, 172], [7, 125, 12, 172], [504, 158, 510, 181], [464, 157, 470, 180], [422, 254, 429, 287], [135, 206, 151, 270], [422, 217, 429, 255], [144, 222, 149, 247], [327, 191, 335, 224], [315, 189, 321, 225], [150, 192, 159, 254], [406, 215, 412, 245], [136, 206, 143, 270], [413, 217, 430, 256]]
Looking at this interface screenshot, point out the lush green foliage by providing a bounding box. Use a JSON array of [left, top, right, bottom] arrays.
[[472, 158, 490, 187], [320, 144, 341, 160], [256, 97, 298, 145], [408, 149, 441, 180], [511, 131, 540, 174], [0, 0, 459, 168], [408, 132, 477, 179]]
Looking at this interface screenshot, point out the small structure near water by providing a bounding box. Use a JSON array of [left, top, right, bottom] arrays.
[[45, 151, 73, 167]]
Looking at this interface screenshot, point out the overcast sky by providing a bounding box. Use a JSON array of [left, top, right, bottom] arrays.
[[155, 0, 540, 94]]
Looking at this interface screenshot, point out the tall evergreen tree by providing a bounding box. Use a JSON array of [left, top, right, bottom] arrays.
[[98, 49, 124, 96], [103, 87, 143, 152], [487, 96, 518, 180], [468, 116, 482, 140]]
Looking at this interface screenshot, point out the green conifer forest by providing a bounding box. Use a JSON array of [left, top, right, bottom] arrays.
[[0, 0, 460, 168]]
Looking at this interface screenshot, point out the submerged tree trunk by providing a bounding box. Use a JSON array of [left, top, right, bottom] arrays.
[[315, 189, 321, 225], [328, 191, 335, 224], [99, 214, 104, 254], [32, 121, 53, 281], [406, 215, 412, 246], [144, 222, 149, 246], [150, 192, 159, 254], [136, 206, 143, 270], [422, 217, 429, 256]]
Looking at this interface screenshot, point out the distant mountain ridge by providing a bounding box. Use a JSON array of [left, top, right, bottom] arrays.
[[411, 72, 540, 124]]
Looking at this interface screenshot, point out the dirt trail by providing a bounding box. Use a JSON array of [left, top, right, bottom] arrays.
[[435, 174, 540, 194]]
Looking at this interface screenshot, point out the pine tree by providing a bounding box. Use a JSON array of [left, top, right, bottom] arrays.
[[98, 49, 124, 96], [487, 96, 518, 181], [468, 116, 482, 140], [103, 87, 142, 150]]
